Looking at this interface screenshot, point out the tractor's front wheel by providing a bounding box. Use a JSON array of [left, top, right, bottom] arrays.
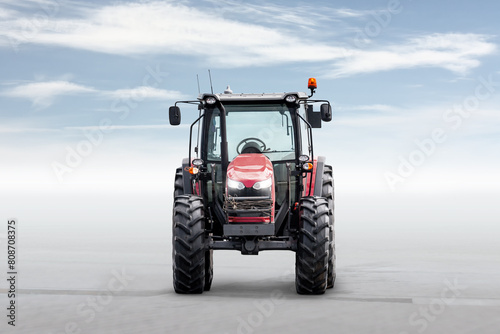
[[174, 167, 184, 197], [295, 197, 329, 295], [172, 195, 208, 294]]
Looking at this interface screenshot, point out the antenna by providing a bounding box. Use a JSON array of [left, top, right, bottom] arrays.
[[196, 74, 201, 94], [208, 69, 214, 94]]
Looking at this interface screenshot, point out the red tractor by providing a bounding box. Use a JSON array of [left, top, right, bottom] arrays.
[[169, 79, 335, 294]]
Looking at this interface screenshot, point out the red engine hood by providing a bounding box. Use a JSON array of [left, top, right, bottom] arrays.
[[227, 154, 273, 188]]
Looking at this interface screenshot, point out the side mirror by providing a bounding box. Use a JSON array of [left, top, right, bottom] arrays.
[[169, 106, 181, 126], [320, 103, 332, 122]]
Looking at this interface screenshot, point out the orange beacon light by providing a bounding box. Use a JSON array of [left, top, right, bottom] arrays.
[[308, 77, 317, 89], [308, 77, 317, 97]]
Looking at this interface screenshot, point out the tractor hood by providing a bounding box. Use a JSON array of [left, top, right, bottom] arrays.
[[227, 154, 273, 188]]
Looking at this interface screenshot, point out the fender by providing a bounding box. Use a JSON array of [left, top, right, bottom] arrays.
[[303, 156, 327, 197], [313, 156, 327, 197], [181, 157, 193, 194]]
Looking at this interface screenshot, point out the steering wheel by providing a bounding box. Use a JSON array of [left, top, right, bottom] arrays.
[[236, 137, 267, 154]]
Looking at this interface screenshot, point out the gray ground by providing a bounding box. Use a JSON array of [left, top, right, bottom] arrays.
[[1, 191, 499, 333]]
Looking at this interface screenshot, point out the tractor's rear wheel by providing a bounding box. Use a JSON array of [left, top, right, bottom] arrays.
[[295, 197, 330, 295], [172, 195, 208, 294], [322, 165, 336, 289]]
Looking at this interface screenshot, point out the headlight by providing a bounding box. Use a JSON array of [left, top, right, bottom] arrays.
[[285, 95, 297, 103], [227, 178, 245, 190], [252, 178, 272, 190], [205, 96, 217, 105], [192, 158, 204, 167], [298, 155, 309, 162]]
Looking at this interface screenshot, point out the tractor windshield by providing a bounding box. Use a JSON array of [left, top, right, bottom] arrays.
[[207, 104, 295, 162]]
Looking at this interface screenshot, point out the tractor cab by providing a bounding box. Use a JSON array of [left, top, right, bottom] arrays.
[[169, 79, 336, 295]]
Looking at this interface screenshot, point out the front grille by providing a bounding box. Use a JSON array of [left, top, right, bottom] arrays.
[[224, 196, 273, 216]]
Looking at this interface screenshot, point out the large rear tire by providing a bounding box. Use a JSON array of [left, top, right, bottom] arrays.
[[322, 165, 336, 289], [295, 197, 329, 295], [172, 195, 207, 294]]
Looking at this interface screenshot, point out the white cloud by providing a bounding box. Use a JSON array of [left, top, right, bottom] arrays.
[[333, 113, 410, 129], [0, 7, 16, 19], [0, 2, 496, 76], [327, 33, 497, 78], [2, 81, 95, 108], [338, 104, 398, 112], [330, 100, 500, 147], [332, 8, 371, 18], [0, 0, 60, 6], [201, 0, 372, 28], [0, 122, 183, 135], [104, 86, 185, 101], [2, 80, 186, 108], [0, 126, 59, 133], [64, 124, 172, 131], [0, 1, 346, 66]]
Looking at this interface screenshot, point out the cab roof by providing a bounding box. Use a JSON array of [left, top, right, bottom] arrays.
[[198, 92, 309, 102]]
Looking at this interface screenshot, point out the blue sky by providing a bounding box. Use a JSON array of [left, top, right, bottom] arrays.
[[0, 0, 499, 194]]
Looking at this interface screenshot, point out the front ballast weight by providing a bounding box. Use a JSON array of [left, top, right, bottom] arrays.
[[223, 195, 276, 239]]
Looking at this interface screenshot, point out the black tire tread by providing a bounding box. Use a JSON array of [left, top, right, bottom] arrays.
[[204, 249, 213, 291], [174, 168, 184, 198], [322, 165, 336, 289], [172, 195, 206, 294], [296, 197, 330, 295], [173, 168, 213, 292]]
